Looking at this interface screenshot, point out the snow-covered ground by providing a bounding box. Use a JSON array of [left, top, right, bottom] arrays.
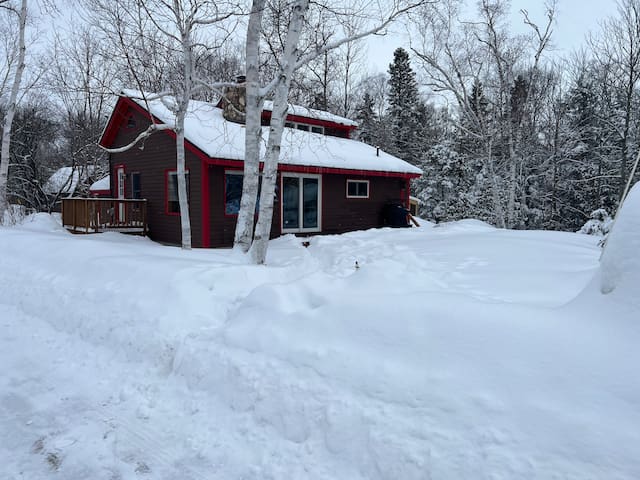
[[1, 213, 639, 479]]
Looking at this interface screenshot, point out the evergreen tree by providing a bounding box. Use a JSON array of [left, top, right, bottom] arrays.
[[459, 79, 490, 158], [510, 75, 529, 128], [413, 141, 483, 222], [556, 70, 618, 230], [469, 79, 489, 119], [387, 47, 421, 164], [354, 92, 378, 145]]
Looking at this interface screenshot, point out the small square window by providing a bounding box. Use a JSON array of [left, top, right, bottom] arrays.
[[347, 180, 369, 198], [296, 124, 310, 131], [311, 126, 324, 134], [285, 122, 294, 128]]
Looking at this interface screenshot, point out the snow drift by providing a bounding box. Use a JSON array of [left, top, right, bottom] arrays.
[[600, 182, 640, 295], [1, 216, 638, 479]]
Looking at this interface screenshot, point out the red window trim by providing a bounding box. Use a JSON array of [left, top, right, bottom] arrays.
[[165, 168, 190, 216]]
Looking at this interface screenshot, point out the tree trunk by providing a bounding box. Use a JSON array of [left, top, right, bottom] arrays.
[[485, 139, 506, 228], [234, 0, 265, 252], [249, 0, 309, 264], [176, 31, 193, 250], [0, 0, 27, 221], [619, 72, 633, 205], [175, 113, 192, 250]]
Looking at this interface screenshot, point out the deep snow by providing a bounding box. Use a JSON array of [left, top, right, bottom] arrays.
[[1, 215, 638, 479], [601, 182, 640, 298]]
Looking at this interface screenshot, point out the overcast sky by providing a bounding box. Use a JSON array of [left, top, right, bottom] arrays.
[[367, 0, 619, 75]]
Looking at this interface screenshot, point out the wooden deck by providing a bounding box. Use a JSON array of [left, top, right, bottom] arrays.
[[62, 198, 148, 235]]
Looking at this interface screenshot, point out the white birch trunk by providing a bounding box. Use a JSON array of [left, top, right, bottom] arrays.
[[485, 139, 506, 229], [175, 109, 192, 249], [174, 29, 193, 250], [506, 155, 517, 228], [234, 0, 265, 252], [249, 0, 309, 264], [0, 0, 27, 221]]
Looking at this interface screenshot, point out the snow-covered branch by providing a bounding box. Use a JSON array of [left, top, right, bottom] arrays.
[[99, 123, 172, 153]]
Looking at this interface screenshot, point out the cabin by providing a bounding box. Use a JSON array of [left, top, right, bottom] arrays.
[[45, 166, 105, 212], [75, 87, 421, 247]]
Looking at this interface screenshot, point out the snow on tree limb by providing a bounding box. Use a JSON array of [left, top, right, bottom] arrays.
[[294, 0, 427, 70], [99, 123, 173, 153]]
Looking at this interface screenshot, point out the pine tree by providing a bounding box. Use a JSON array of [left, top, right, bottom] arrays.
[[387, 47, 421, 164], [354, 92, 378, 145], [469, 79, 489, 119]]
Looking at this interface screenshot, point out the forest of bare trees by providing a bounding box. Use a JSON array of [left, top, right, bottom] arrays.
[[0, 0, 639, 244]]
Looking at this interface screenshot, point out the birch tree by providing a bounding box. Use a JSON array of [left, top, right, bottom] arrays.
[[87, 0, 237, 249], [233, 0, 426, 263], [0, 0, 27, 221], [589, 0, 640, 204], [412, 0, 555, 228], [46, 27, 119, 196]]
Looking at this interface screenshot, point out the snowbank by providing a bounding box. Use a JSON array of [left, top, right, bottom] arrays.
[[1, 217, 638, 479], [600, 182, 640, 294]]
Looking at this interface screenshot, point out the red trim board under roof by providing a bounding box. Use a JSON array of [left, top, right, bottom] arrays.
[[203, 158, 420, 179]]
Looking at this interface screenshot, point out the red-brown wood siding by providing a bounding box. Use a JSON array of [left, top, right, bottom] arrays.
[[105, 99, 413, 248], [207, 166, 280, 247], [321, 174, 407, 234], [108, 109, 203, 247]]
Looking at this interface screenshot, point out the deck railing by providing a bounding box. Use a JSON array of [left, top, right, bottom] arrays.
[[62, 198, 148, 235]]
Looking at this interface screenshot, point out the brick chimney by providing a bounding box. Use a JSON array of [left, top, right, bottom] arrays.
[[221, 75, 246, 124]]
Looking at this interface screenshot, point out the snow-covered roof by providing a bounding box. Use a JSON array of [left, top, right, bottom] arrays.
[[120, 90, 421, 176], [44, 167, 82, 195], [90, 175, 110, 192], [262, 100, 358, 127]]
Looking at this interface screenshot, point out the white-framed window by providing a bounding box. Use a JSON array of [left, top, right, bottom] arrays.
[[281, 173, 322, 233], [284, 121, 324, 135], [346, 179, 369, 198]]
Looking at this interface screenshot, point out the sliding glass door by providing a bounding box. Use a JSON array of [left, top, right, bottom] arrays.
[[281, 174, 321, 233]]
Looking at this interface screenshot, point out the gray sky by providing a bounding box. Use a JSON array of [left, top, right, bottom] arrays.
[[367, 0, 619, 75]]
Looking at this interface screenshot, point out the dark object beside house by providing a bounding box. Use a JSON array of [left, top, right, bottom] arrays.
[[383, 202, 411, 228]]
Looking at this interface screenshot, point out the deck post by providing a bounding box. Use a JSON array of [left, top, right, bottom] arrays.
[[143, 201, 148, 236], [72, 199, 77, 232], [84, 199, 89, 233]]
